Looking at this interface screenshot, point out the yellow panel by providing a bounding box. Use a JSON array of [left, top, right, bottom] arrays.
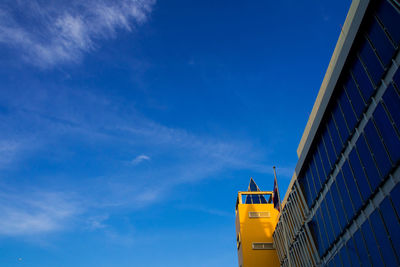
[[236, 202, 280, 267]]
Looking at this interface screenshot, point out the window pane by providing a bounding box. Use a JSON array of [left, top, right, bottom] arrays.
[[382, 84, 400, 133], [369, 210, 399, 266], [353, 229, 372, 266], [330, 181, 348, 230], [299, 176, 312, 208], [332, 104, 350, 144], [317, 208, 329, 255], [339, 245, 351, 267], [346, 237, 361, 266], [323, 128, 337, 167], [310, 217, 324, 256], [389, 182, 400, 216], [367, 17, 395, 67], [335, 171, 354, 222], [355, 134, 382, 190], [351, 58, 375, 102], [326, 190, 341, 238], [373, 103, 400, 164], [338, 90, 357, 133], [342, 160, 363, 213], [312, 157, 323, 193], [379, 198, 400, 258], [327, 116, 343, 156], [348, 148, 371, 202], [318, 141, 331, 179], [359, 41, 384, 86], [361, 219, 384, 265], [376, 0, 400, 46], [321, 199, 335, 246], [345, 75, 365, 119], [364, 120, 392, 178], [305, 168, 317, 204]]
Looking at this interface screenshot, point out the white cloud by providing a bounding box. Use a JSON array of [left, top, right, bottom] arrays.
[[0, 190, 80, 236], [0, 0, 155, 67], [131, 154, 151, 165]]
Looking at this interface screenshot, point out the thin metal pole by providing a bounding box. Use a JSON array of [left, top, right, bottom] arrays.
[[274, 166, 292, 267]]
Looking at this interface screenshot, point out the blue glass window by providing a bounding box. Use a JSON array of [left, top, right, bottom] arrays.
[[327, 116, 343, 156], [364, 120, 392, 178], [332, 104, 350, 144], [376, 0, 400, 46], [361, 219, 384, 265], [326, 190, 341, 238], [374, 103, 400, 164], [390, 183, 400, 216], [339, 245, 351, 267], [333, 253, 342, 267], [299, 177, 311, 208], [346, 237, 361, 266], [394, 68, 400, 89], [305, 168, 317, 204], [351, 58, 375, 102], [330, 181, 348, 230], [335, 171, 354, 222], [342, 160, 363, 213], [358, 40, 384, 86], [355, 134, 382, 190], [338, 90, 357, 132], [367, 17, 395, 67], [323, 128, 337, 167], [379, 198, 400, 258], [311, 158, 323, 194], [353, 229, 372, 266], [345, 75, 365, 119], [317, 208, 329, 255], [369, 210, 399, 266], [321, 199, 335, 246], [318, 141, 331, 179], [348, 148, 371, 202], [310, 218, 324, 256], [382, 84, 400, 133]]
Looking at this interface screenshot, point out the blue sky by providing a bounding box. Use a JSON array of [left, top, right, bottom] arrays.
[[0, 0, 349, 266]]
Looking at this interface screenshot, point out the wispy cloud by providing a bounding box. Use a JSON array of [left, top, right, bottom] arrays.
[[0, 0, 155, 67], [0, 189, 80, 236], [131, 154, 151, 165]]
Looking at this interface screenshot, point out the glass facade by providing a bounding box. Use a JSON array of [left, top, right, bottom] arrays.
[[273, 0, 400, 266]]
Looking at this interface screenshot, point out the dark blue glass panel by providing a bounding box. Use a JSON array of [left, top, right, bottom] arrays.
[[379, 198, 400, 259], [356, 134, 382, 190], [331, 181, 348, 230], [390, 182, 400, 216], [348, 148, 371, 202], [332, 104, 350, 144], [339, 246, 351, 267], [317, 208, 329, 255], [394, 68, 400, 90], [376, 0, 400, 46], [369, 210, 399, 266], [326, 190, 341, 238], [353, 229, 372, 266], [374, 104, 400, 164], [352, 58, 375, 102], [338, 90, 358, 132], [311, 158, 323, 194], [315, 151, 327, 186], [359, 40, 384, 86], [342, 160, 363, 213], [334, 253, 342, 267], [336, 171, 354, 222], [252, 194, 261, 204], [321, 199, 335, 246], [260, 195, 267, 203], [249, 179, 258, 191], [310, 218, 324, 256], [364, 120, 392, 178], [327, 116, 343, 156], [327, 259, 335, 267], [367, 17, 395, 67], [305, 169, 317, 205], [323, 129, 337, 167], [346, 237, 361, 266], [345, 76, 365, 119], [361, 219, 384, 266], [382, 85, 400, 133], [318, 141, 331, 179]]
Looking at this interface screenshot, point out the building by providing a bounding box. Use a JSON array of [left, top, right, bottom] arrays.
[[236, 178, 280, 267], [273, 0, 400, 266]]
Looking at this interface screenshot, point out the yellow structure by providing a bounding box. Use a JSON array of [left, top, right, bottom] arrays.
[[235, 178, 280, 267]]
